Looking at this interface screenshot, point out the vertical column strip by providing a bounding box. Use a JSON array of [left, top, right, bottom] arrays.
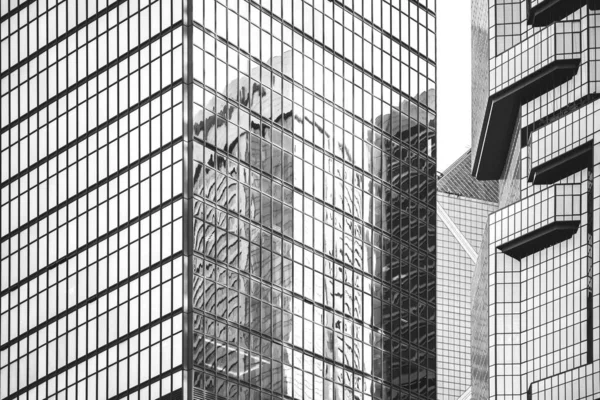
[[181, 0, 194, 399]]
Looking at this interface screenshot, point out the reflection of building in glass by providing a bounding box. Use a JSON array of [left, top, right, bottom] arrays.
[[471, 1, 600, 399], [436, 150, 498, 400], [0, 1, 436, 400], [191, 1, 437, 399]]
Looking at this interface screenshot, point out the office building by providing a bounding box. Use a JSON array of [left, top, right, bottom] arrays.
[[0, 1, 187, 399], [436, 150, 498, 400], [471, 0, 600, 399], [192, 0, 438, 399], [0, 0, 437, 399]]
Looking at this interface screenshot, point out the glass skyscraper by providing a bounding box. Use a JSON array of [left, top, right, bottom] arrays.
[[436, 150, 497, 400], [0, 1, 437, 399], [192, 0, 438, 399], [1, 1, 186, 399], [471, 0, 600, 399]]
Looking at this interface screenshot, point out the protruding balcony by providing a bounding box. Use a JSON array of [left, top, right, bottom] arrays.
[[527, 0, 594, 27], [526, 105, 595, 183], [490, 185, 581, 259], [473, 22, 581, 180], [528, 142, 593, 184]]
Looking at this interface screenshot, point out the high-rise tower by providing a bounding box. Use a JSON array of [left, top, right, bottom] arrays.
[[191, 1, 438, 399], [1, 1, 187, 399], [436, 150, 498, 400], [471, 0, 600, 399], [0, 1, 437, 399]]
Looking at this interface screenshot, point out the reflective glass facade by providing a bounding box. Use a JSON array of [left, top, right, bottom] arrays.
[[0, 1, 437, 400], [436, 151, 498, 400], [0, 1, 185, 399], [191, 0, 437, 399], [471, 1, 600, 399]]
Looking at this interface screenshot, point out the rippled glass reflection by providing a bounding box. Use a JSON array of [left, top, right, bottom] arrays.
[[192, 2, 437, 399]]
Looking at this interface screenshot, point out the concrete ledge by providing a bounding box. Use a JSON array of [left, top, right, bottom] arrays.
[[528, 141, 593, 184], [473, 59, 580, 180], [497, 220, 580, 259], [528, 0, 586, 27]]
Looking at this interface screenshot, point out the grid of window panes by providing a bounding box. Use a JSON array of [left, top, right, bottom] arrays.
[[0, 1, 185, 399], [470, 225, 491, 400], [489, 21, 581, 96], [438, 194, 495, 252], [487, 167, 593, 399], [484, 1, 598, 155], [436, 193, 497, 400], [191, 0, 437, 399], [492, 0, 522, 54], [470, 105, 523, 400], [527, 101, 597, 172], [436, 218, 472, 400], [475, 0, 600, 386], [487, 0, 580, 56], [521, 111, 600, 399], [490, 184, 582, 247]]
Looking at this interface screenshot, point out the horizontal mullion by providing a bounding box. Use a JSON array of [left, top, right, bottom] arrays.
[[106, 368, 184, 400], [0, 0, 36, 24], [0, 193, 184, 298], [2, 309, 184, 400], [0, 0, 129, 78], [1, 136, 182, 243], [0, 251, 184, 352], [0, 21, 183, 135], [1, 77, 183, 190]]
